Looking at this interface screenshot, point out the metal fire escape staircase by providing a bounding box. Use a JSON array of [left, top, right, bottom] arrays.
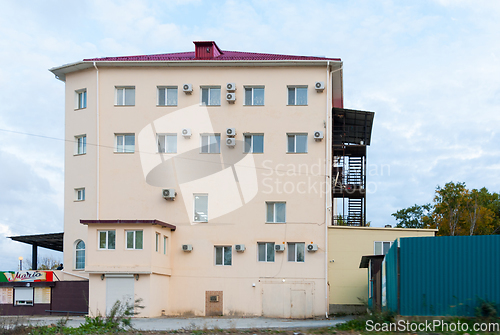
[[332, 108, 375, 226]]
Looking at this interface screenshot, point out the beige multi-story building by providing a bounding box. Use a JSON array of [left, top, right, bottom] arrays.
[[50, 41, 432, 318]]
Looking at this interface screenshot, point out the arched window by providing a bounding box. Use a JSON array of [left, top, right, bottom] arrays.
[[75, 240, 85, 270]]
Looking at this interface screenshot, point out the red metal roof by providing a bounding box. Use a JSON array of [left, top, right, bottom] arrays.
[[83, 43, 340, 62]]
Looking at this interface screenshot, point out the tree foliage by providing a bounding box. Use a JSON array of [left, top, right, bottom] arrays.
[[392, 182, 500, 236]]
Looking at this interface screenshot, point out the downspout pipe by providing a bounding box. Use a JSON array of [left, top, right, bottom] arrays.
[[93, 62, 99, 219], [325, 61, 331, 318]]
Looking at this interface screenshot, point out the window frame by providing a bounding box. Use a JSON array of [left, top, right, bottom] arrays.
[[287, 242, 305, 262], [200, 86, 221, 106], [14, 287, 33, 306], [214, 246, 232, 266], [75, 134, 87, 155], [200, 134, 221, 154], [157, 133, 177, 154], [163, 236, 168, 255], [115, 86, 135, 106], [243, 134, 264, 154], [75, 89, 87, 110], [98, 230, 116, 250], [75, 188, 85, 201], [115, 134, 135, 153], [155, 233, 160, 252], [244, 86, 265, 106], [257, 242, 275, 262], [287, 86, 308, 106], [157, 86, 178, 106], [374, 241, 393, 255], [287, 133, 308, 154], [266, 202, 286, 223], [75, 240, 85, 270], [194, 194, 208, 222], [126, 230, 144, 250]]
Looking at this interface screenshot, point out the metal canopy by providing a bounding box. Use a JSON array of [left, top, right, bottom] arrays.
[[359, 254, 385, 268], [8, 232, 63, 252], [333, 107, 375, 146]]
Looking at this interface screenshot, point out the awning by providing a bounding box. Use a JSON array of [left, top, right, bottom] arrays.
[[8, 233, 63, 252], [80, 219, 176, 231], [359, 254, 385, 268]]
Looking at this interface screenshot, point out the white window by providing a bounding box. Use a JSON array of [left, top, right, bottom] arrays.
[[215, 246, 232, 266], [115, 86, 135, 106], [163, 236, 168, 255], [287, 133, 308, 153], [155, 233, 160, 252], [258, 242, 275, 262], [266, 202, 286, 223], [157, 134, 177, 153], [98, 230, 115, 250], [244, 87, 265, 105], [244, 134, 264, 153], [288, 86, 308, 106], [126, 230, 143, 250], [194, 194, 208, 222], [200, 134, 220, 153], [201, 87, 221, 106], [14, 287, 33, 306], [75, 240, 85, 270], [75, 89, 87, 109], [288, 242, 305, 262], [75, 135, 86, 155], [374, 241, 393, 255], [157, 86, 178, 106], [115, 134, 135, 153], [75, 188, 85, 201]]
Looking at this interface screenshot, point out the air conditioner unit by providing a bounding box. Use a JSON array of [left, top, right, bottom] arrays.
[[226, 138, 236, 147], [314, 131, 324, 141], [181, 128, 192, 138], [226, 128, 236, 137], [275, 244, 285, 252], [315, 81, 325, 92], [162, 188, 176, 200], [234, 244, 245, 252], [226, 92, 236, 103], [182, 84, 193, 94], [182, 244, 193, 252], [307, 244, 318, 252], [226, 83, 236, 91]]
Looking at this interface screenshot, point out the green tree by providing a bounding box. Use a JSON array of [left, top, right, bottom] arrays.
[[391, 203, 433, 228], [392, 182, 500, 236]]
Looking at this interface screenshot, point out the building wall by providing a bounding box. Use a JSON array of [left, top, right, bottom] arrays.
[[64, 64, 340, 317], [328, 226, 436, 314]]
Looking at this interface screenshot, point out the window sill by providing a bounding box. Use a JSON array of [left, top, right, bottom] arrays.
[[265, 221, 286, 224], [286, 104, 308, 106], [243, 152, 264, 154], [156, 105, 178, 107], [114, 105, 135, 107], [157, 152, 177, 154], [243, 105, 265, 107], [114, 151, 135, 154], [193, 221, 208, 223], [74, 107, 87, 111], [73, 268, 85, 271], [74, 200, 85, 202], [199, 104, 221, 107], [74, 153, 86, 156], [286, 152, 308, 154], [98, 249, 116, 251]]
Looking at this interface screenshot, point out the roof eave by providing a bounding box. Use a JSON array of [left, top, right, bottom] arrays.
[[49, 59, 343, 80]]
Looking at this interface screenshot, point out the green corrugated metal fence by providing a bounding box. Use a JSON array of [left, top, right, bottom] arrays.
[[385, 235, 500, 316]]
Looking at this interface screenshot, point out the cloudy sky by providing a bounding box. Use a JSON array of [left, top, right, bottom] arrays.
[[0, 0, 499, 270]]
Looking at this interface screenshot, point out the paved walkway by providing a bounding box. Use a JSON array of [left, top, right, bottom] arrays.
[[7, 316, 352, 331]]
